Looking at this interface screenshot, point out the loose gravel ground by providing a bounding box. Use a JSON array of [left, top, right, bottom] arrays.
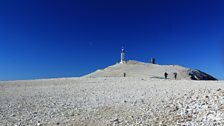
[[0, 77, 224, 126]]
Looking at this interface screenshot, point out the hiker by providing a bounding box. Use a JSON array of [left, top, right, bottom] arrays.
[[164, 72, 168, 79], [174, 72, 177, 80], [124, 72, 126, 77]]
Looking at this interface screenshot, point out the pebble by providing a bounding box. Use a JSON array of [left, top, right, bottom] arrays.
[[37, 122, 42, 126]]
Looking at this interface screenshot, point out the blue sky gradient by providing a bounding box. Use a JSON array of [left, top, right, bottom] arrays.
[[0, 0, 224, 80]]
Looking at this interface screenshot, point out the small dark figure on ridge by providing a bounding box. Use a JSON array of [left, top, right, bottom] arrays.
[[174, 72, 177, 80], [124, 72, 126, 77], [164, 72, 168, 79]]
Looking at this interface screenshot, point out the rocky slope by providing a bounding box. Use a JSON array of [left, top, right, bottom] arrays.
[[0, 77, 223, 126], [85, 60, 217, 80]]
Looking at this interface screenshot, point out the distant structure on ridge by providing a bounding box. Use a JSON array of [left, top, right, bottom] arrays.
[[120, 47, 126, 64]]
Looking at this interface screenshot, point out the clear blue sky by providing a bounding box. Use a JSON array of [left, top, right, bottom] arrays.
[[0, 0, 224, 80]]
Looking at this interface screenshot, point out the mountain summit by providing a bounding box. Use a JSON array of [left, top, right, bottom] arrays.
[[85, 60, 217, 80]]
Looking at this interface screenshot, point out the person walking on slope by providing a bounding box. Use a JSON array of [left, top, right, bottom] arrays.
[[164, 72, 168, 79], [173, 72, 177, 80]]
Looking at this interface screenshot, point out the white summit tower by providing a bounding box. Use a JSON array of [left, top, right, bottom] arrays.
[[120, 47, 126, 64]]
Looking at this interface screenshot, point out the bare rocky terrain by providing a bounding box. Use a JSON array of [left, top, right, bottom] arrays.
[[85, 60, 217, 80], [0, 77, 224, 126]]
